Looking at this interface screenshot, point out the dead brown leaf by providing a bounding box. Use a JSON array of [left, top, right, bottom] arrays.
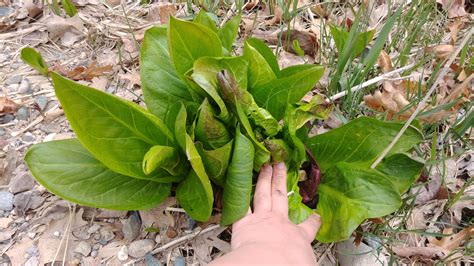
[[392, 246, 447, 260], [429, 227, 474, 251], [426, 44, 455, 59], [46, 14, 84, 46], [281, 29, 318, 56], [119, 70, 141, 89], [364, 52, 470, 123], [53, 61, 113, 81], [265, 5, 282, 25], [0, 97, 19, 114], [437, 0, 468, 18], [148, 3, 177, 24], [244, 0, 260, 11], [448, 18, 464, 44]]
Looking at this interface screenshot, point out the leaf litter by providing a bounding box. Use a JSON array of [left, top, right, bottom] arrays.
[[0, 0, 472, 265]]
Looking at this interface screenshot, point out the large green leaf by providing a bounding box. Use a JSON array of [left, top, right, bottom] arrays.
[[195, 98, 232, 149], [307, 117, 424, 242], [307, 117, 423, 172], [25, 139, 170, 210], [251, 65, 324, 120], [245, 38, 280, 76], [218, 15, 241, 52], [316, 163, 402, 243], [51, 73, 180, 182], [140, 26, 198, 118], [287, 169, 313, 224], [221, 127, 255, 225], [192, 56, 248, 122], [168, 17, 223, 76], [174, 103, 214, 221], [196, 140, 233, 187], [243, 40, 277, 90]]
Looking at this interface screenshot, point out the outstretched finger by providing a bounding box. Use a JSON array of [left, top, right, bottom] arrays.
[[271, 162, 288, 216], [298, 214, 321, 242], [253, 164, 272, 213]]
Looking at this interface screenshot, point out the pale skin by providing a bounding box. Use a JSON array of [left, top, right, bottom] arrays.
[[211, 162, 321, 265]]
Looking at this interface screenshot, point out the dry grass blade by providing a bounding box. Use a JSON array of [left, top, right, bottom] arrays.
[[371, 27, 474, 169]]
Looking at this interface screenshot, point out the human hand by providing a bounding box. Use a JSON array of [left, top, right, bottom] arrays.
[[212, 162, 321, 265]]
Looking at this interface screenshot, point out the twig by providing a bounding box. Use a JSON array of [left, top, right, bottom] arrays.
[[316, 243, 334, 264], [326, 63, 415, 103], [151, 224, 221, 255], [219, 2, 237, 27], [370, 28, 474, 169]]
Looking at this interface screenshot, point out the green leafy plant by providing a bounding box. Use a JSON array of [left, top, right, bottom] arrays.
[[23, 11, 424, 243]]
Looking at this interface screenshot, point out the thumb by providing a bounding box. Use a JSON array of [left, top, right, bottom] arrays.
[[298, 214, 321, 242]]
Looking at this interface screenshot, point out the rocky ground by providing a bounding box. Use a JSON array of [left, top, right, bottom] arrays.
[[1, 0, 473, 265]]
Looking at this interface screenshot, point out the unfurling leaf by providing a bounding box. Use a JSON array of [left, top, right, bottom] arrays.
[[195, 98, 232, 149], [26, 139, 171, 210], [20, 47, 49, 76], [217, 70, 280, 137], [221, 127, 255, 225], [218, 15, 241, 52], [264, 139, 292, 163], [142, 145, 184, 176], [196, 140, 233, 186]]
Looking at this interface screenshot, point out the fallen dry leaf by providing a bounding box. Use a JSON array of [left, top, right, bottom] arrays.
[[0, 97, 19, 114], [119, 70, 141, 89], [148, 3, 177, 24], [392, 246, 447, 260], [46, 14, 84, 46], [53, 61, 113, 81], [426, 44, 455, 59], [437, 0, 468, 18], [448, 18, 464, 44], [265, 5, 282, 25], [364, 51, 470, 123], [429, 227, 474, 251], [281, 29, 318, 56]]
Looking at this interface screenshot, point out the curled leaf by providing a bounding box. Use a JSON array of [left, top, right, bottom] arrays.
[[195, 98, 232, 149], [142, 145, 183, 176]]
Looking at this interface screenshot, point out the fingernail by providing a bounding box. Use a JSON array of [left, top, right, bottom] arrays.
[[276, 162, 285, 170]]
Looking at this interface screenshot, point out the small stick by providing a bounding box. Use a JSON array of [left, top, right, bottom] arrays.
[[151, 224, 221, 255], [326, 63, 415, 103], [371, 28, 474, 169]]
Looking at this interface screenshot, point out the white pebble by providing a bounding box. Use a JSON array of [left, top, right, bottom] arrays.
[[53, 231, 60, 238], [117, 245, 128, 261], [27, 232, 35, 239]]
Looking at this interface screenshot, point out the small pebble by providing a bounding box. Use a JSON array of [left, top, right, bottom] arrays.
[[2, 114, 14, 124], [0, 192, 14, 211], [27, 232, 35, 239], [90, 250, 98, 258], [21, 132, 35, 143], [117, 245, 129, 261], [128, 239, 154, 258], [0, 210, 4, 217], [0, 128, 5, 136], [34, 96, 48, 111], [17, 78, 31, 94], [145, 254, 161, 266], [155, 235, 161, 245], [122, 211, 141, 241], [87, 224, 101, 234], [174, 256, 186, 266], [53, 231, 61, 238], [16, 106, 29, 121], [74, 241, 91, 256], [4, 75, 22, 85], [92, 243, 101, 250]]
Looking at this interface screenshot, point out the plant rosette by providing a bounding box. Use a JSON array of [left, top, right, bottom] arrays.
[[23, 11, 424, 243]]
